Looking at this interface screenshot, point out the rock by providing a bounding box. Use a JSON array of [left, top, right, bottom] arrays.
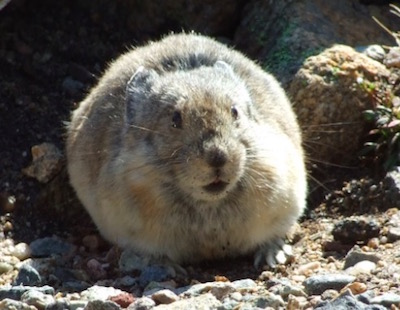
[[127, 297, 156, 310], [86, 258, 107, 280], [371, 293, 400, 307], [315, 289, 386, 309], [81, 286, 124, 302], [359, 45, 386, 62], [239, 293, 285, 309], [0, 262, 13, 274], [231, 278, 257, 290], [152, 293, 221, 310], [21, 290, 55, 310], [119, 249, 149, 273], [289, 45, 390, 165], [303, 274, 356, 295], [0, 298, 36, 310], [108, 292, 135, 308], [332, 217, 380, 244], [268, 278, 307, 298], [234, 0, 395, 86], [344, 282, 368, 295], [29, 237, 75, 257], [11, 243, 31, 261], [84, 299, 121, 310], [151, 289, 179, 304], [384, 46, 400, 68], [13, 264, 41, 286], [22, 143, 63, 183], [344, 245, 381, 269], [387, 227, 400, 242], [345, 260, 377, 276], [0, 286, 55, 301], [139, 265, 173, 287]]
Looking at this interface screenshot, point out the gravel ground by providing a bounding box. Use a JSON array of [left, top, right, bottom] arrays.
[[1, 1, 400, 309]]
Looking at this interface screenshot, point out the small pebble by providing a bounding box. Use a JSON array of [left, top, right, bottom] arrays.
[[30, 237, 75, 257], [303, 274, 356, 295], [128, 296, 156, 310], [346, 260, 376, 276], [371, 293, 400, 307], [11, 242, 31, 260], [87, 258, 107, 280], [81, 285, 123, 301], [231, 278, 257, 290], [0, 262, 13, 274], [387, 227, 400, 242], [344, 245, 381, 269], [0, 298, 36, 310], [297, 261, 321, 276], [151, 289, 179, 304], [361, 44, 385, 62], [367, 238, 379, 249], [84, 299, 121, 310], [230, 292, 242, 301], [21, 290, 55, 310], [14, 264, 41, 286], [139, 266, 172, 287], [109, 292, 135, 308], [151, 293, 221, 310], [342, 282, 367, 295], [82, 234, 102, 252]]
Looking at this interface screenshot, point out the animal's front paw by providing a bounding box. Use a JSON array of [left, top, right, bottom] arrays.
[[253, 238, 294, 269]]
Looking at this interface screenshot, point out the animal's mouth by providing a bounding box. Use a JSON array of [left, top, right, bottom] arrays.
[[203, 179, 229, 193]]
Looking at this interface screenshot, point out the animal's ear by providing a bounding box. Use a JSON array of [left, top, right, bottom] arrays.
[[125, 67, 159, 124], [213, 60, 235, 77]]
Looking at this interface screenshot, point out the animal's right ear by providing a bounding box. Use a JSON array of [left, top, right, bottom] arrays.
[[125, 67, 159, 124]]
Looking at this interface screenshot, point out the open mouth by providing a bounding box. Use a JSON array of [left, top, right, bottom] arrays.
[[203, 180, 229, 193]]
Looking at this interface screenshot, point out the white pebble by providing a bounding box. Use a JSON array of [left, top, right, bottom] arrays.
[[346, 260, 376, 276], [11, 243, 31, 261]]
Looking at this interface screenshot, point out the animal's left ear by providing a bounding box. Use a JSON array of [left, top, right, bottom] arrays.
[[125, 66, 159, 124], [213, 60, 235, 77]]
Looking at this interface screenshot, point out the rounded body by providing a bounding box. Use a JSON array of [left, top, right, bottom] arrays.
[[66, 33, 307, 264]]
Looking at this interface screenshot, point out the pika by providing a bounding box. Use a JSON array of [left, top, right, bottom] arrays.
[[66, 33, 307, 268]]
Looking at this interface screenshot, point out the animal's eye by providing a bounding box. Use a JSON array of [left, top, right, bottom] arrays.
[[231, 106, 238, 120], [172, 111, 183, 129]]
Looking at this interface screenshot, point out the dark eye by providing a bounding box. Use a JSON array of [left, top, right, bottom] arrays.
[[172, 111, 183, 129], [231, 106, 238, 120]]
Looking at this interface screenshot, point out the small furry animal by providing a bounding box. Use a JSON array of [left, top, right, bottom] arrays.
[[66, 33, 307, 268]]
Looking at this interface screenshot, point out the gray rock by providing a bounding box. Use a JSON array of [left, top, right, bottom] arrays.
[[14, 264, 41, 286], [387, 227, 400, 242], [359, 45, 386, 62], [139, 266, 172, 286], [371, 293, 400, 307], [332, 217, 380, 244], [29, 237, 75, 257], [0, 298, 34, 310], [127, 297, 156, 310], [239, 294, 285, 309], [84, 299, 121, 310], [303, 274, 356, 295], [80, 285, 123, 301], [119, 250, 149, 273], [315, 290, 386, 309], [0, 285, 55, 300], [231, 278, 257, 290], [21, 289, 55, 309], [344, 246, 381, 269], [153, 293, 221, 310], [357, 290, 376, 304]]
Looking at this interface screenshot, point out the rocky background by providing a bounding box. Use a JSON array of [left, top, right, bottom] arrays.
[[1, 0, 400, 309]]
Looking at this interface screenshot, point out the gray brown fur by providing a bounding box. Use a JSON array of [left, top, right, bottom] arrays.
[[66, 33, 307, 267]]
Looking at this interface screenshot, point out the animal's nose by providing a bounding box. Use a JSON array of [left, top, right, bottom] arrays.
[[206, 148, 228, 168]]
